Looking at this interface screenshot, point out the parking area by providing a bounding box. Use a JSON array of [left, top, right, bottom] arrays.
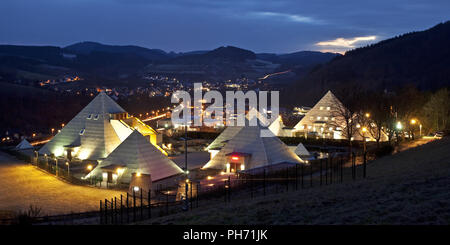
[[0, 152, 124, 216]]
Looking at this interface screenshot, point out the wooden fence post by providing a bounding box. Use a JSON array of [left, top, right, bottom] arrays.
[[126, 192, 129, 223], [120, 194, 123, 224], [263, 169, 266, 196], [320, 159, 323, 186], [196, 183, 199, 208], [166, 189, 169, 215], [228, 176, 231, 202], [148, 190, 151, 219], [140, 189, 143, 220], [363, 151, 367, 178], [110, 198, 114, 224], [301, 163, 304, 189], [250, 175, 253, 199], [329, 156, 333, 185], [190, 181, 193, 209], [224, 181, 227, 203], [99, 200, 103, 225], [352, 152, 356, 180], [104, 199, 108, 225], [286, 167, 289, 192], [114, 197, 117, 224], [133, 190, 136, 222]]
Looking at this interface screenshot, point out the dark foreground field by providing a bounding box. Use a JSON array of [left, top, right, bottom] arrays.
[[140, 137, 450, 225]]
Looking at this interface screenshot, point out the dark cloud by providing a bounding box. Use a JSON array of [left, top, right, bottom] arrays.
[[0, 0, 448, 53]]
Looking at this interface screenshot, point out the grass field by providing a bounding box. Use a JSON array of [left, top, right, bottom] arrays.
[[139, 137, 450, 225], [0, 152, 124, 218]]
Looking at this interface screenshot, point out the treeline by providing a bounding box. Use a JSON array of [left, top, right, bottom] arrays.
[[0, 83, 173, 138], [0, 83, 92, 137], [332, 84, 450, 149]]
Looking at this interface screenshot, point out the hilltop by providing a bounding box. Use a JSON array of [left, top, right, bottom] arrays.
[[0, 42, 338, 85], [285, 21, 450, 106]]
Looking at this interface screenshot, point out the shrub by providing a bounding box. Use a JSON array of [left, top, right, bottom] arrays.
[[374, 145, 394, 158], [14, 205, 42, 225]]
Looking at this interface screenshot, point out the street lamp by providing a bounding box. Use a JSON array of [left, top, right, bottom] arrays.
[[365, 113, 370, 118], [410, 119, 417, 140], [66, 161, 70, 176], [54, 157, 58, 176], [362, 127, 368, 153], [395, 122, 402, 145]]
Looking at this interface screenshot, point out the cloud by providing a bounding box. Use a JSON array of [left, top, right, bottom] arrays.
[[250, 11, 320, 24], [315, 35, 377, 53]]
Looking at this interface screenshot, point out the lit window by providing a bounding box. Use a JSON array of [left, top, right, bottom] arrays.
[[327, 107, 330, 110], [324, 117, 328, 120], [331, 117, 335, 121], [310, 116, 314, 120], [86, 114, 92, 119], [320, 106, 324, 110], [317, 116, 321, 120], [79, 129, 85, 135]]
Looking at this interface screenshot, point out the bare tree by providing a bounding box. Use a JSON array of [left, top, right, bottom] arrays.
[[331, 84, 365, 157], [364, 92, 392, 148]]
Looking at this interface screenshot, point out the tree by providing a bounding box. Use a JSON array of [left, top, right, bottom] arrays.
[[423, 88, 450, 132], [331, 84, 365, 157]]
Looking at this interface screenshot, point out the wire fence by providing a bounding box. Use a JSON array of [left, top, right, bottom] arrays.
[[1, 148, 372, 225], [95, 152, 371, 225]]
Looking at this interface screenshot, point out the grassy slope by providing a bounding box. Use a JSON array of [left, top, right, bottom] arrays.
[[141, 138, 450, 225]]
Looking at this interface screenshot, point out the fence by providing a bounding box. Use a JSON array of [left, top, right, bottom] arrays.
[[97, 151, 371, 225], [33, 156, 96, 186], [1, 148, 372, 225], [99, 189, 188, 225]]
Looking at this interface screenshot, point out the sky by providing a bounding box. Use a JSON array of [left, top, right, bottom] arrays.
[[0, 0, 449, 54]]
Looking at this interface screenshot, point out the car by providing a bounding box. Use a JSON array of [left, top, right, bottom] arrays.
[[434, 132, 444, 139]]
